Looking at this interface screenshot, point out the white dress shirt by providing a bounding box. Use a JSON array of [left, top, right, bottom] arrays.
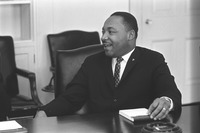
[[112, 48, 135, 79]]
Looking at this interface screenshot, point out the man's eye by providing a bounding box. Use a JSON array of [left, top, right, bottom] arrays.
[[109, 31, 116, 34]]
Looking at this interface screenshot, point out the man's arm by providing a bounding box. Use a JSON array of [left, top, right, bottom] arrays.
[[36, 63, 89, 117], [148, 54, 182, 120]]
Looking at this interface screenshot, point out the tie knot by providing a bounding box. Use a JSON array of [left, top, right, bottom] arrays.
[[116, 57, 123, 63]]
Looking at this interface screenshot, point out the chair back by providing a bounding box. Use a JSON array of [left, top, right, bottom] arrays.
[[0, 36, 42, 119], [0, 73, 11, 121], [47, 30, 101, 68], [55, 44, 104, 98], [0, 36, 19, 97]]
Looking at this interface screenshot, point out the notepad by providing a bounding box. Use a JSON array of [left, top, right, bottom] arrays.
[[119, 108, 151, 122], [0, 120, 27, 133]]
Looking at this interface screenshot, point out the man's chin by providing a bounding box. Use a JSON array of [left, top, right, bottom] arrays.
[[104, 50, 114, 57]]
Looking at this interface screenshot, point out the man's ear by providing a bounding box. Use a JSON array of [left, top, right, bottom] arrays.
[[127, 30, 135, 40]]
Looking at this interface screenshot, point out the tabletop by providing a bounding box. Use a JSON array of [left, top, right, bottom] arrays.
[[17, 104, 200, 133]]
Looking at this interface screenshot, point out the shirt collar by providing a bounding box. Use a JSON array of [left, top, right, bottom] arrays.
[[112, 48, 135, 64], [120, 48, 135, 62]]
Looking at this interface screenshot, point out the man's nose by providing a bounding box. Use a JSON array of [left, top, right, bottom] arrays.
[[101, 33, 108, 41]]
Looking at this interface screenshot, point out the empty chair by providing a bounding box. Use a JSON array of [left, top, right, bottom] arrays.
[[43, 30, 101, 92], [0, 73, 11, 121], [0, 36, 43, 119]]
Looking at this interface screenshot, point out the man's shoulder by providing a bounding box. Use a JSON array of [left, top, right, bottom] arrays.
[[136, 46, 164, 58]]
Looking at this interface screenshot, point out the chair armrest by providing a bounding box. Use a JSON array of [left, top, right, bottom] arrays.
[[16, 68, 43, 106]]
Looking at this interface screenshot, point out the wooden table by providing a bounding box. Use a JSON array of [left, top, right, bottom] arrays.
[[17, 104, 200, 133]]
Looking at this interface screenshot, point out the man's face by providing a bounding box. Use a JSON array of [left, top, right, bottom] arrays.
[[101, 16, 133, 57]]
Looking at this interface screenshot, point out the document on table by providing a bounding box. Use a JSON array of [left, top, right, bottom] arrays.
[[119, 108, 150, 122], [0, 120, 27, 133]]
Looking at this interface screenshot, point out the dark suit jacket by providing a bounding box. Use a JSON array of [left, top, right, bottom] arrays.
[[42, 46, 181, 117]]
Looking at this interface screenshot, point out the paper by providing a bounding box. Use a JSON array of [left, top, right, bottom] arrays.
[[0, 120, 22, 131], [119, 108, 150, 122], [120, 108, 148, 117]]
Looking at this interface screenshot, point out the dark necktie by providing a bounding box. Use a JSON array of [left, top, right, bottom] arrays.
[[114, 57, 123, 87]]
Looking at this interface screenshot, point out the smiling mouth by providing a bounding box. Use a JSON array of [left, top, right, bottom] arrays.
[[103, 43, 112, 48]]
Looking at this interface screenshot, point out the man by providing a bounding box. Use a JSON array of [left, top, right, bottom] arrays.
[[37, 11, 181, 120]]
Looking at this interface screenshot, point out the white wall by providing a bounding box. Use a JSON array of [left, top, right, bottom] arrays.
[[34, 0, 130, 104]]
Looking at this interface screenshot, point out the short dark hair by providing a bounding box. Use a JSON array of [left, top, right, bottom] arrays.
[[111, 11, 138, 38]]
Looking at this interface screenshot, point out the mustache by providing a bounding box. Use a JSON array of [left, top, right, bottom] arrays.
[[102, 40, 111, 44]]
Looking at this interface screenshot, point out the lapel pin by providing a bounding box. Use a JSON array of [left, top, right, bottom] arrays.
[[132, 58, 135, 61]]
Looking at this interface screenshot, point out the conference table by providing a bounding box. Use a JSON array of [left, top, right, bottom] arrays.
[[17, 104, 200, 133]]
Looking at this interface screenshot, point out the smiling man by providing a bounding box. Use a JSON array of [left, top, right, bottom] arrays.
[[36, 11, 182, 120], [102, 12, 137, 58]]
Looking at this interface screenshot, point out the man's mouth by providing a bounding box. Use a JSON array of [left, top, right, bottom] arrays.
[[103, 43, 112, 48]]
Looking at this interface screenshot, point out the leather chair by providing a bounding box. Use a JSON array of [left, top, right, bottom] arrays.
[[43, 30, 101, 92], [0, 36, 43, 119], [0, 73, 11, 121], [55, 44, 104, 114]]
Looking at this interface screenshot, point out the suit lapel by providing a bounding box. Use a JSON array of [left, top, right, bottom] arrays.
[[121, 47, 141, 82], [101, 47, 141, 88], [102, 56, 115, 88]]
